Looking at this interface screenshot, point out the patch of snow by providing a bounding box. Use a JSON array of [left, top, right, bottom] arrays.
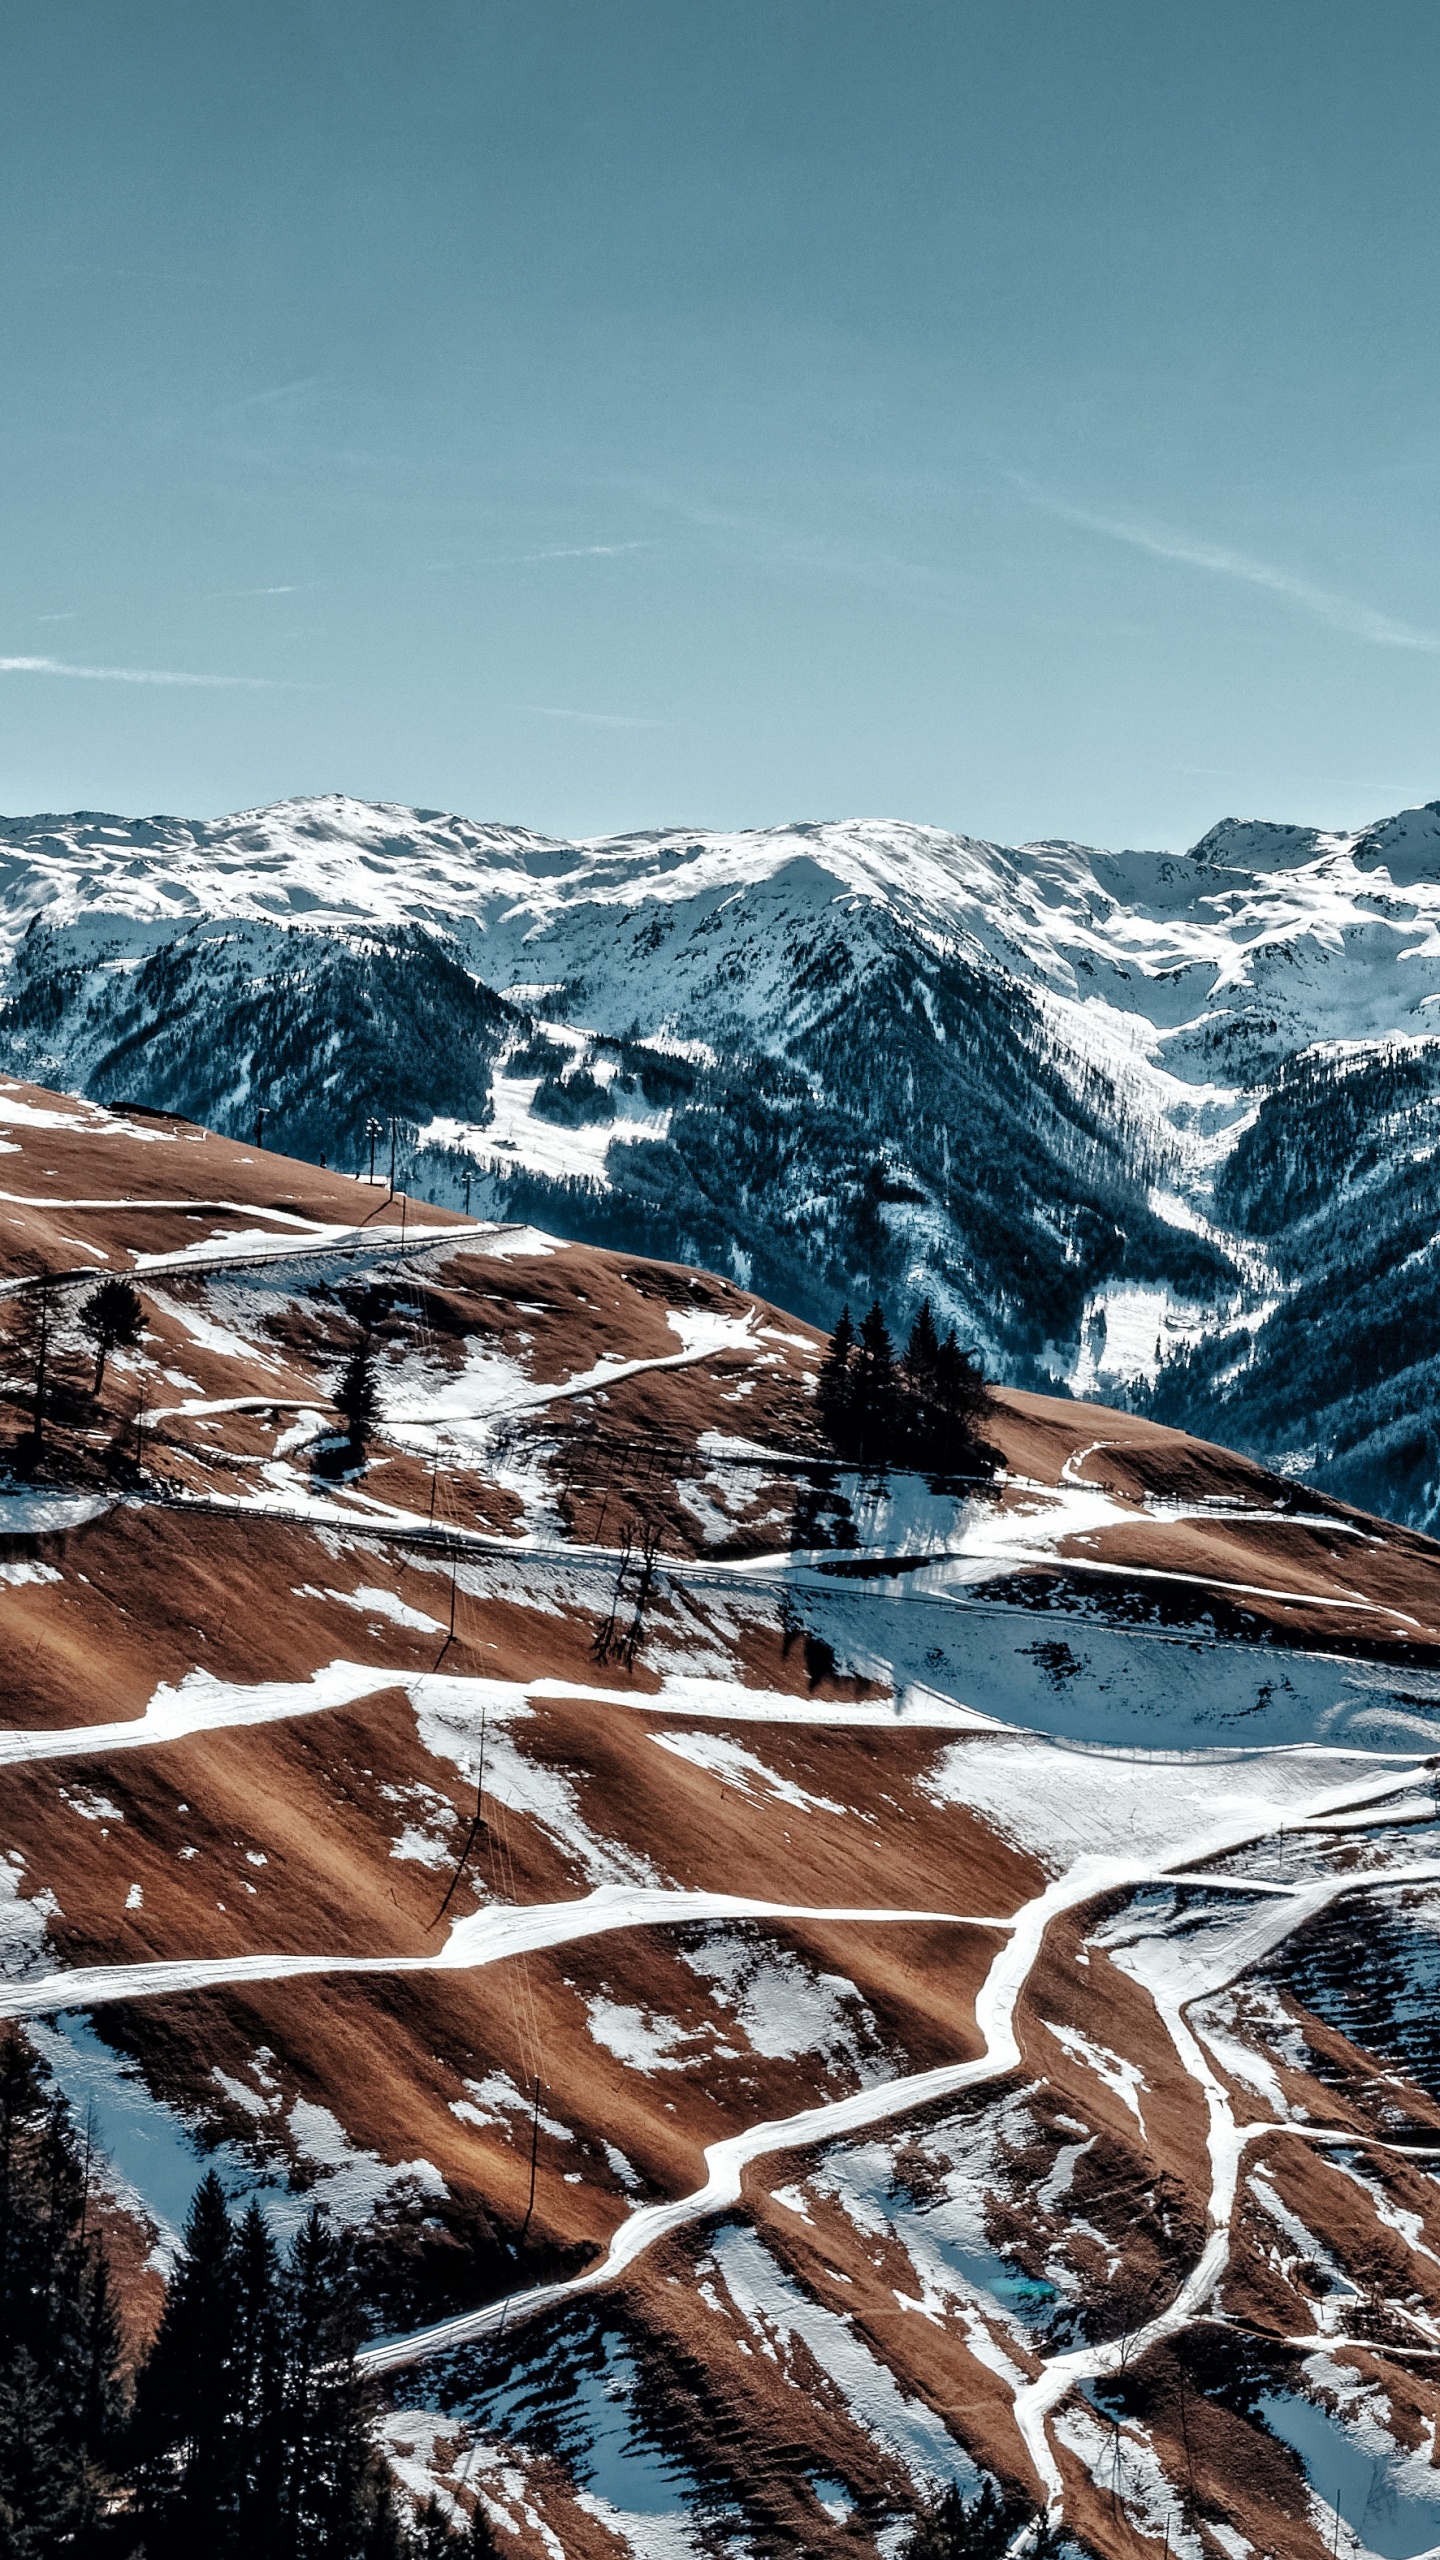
[[449, 2070, 573, 2142], [1042, 2021, 1148, 2131], [681, 1929, 891, 2079], [648, 1728, 849, 1815], [1260, 2367, 1440, 2560], [584, 1997, 713, 2073], [703, 2222, 971, 2493]]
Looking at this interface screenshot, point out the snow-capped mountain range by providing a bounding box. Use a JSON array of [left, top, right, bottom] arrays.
[[4, 790, 1440, 1524]]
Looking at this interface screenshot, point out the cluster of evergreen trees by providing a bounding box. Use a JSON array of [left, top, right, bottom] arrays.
[[817, 1298, 992, 1472], [0, 2034, 493, 2558], [901, 2477, 1065, 2559], [0, 2032, 124, 2549]]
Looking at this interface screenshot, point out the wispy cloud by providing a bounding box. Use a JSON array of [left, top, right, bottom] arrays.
[[231, 584, 297, 597], [1015, 480, 1440, 653], [526, 703, 660, 729], [211, 376, 323, 422], [517, 540, 650, 563], [0, 655, 271, 688]]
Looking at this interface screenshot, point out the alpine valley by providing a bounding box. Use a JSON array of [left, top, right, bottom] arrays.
[[2, 792, 1440, 1534]]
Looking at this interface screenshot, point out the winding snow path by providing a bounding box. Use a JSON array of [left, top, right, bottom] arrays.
[[0, 1886, 1006, 2026], [361, 1755, 1440, 2397], [8, 1578, 1440, 2517]]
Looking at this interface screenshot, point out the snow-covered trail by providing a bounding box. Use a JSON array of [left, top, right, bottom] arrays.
[[10, 1528, 1440, 2519], [383, 1329, 758, 1434], [777, 1524, 1427, 1634], [361, 1752, 1440, 2379], [0, 1193, 335, 1219], [0, 1215, 486, 1300], [0, 1657, 991, 1776], [0, 1659, 401, 1770], [152, 1314, 759, 1438], [0, 1885, 1006, 2025], [130, 1220, 473, 1277], [1012, 1854, 1440, 2508], [91, 1482, 1440, 1700]]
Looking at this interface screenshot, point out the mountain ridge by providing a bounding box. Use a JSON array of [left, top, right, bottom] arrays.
[[3, 791, 1440, 1528]]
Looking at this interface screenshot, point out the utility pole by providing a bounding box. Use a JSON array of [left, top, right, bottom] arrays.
[[365, 1117, 382, 1185], [518, 2075, 542, 2248], [388, 1117, 397, 1198], [32, 1273, 51, 1454], [462, 1169, 473, 1218], [254, 1104, 269, 1150]]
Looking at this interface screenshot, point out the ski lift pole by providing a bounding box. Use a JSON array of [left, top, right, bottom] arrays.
[[518, 2075, 542, 2248]]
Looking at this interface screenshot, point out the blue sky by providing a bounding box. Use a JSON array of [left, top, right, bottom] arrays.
[[2, 0, 1438, 847]]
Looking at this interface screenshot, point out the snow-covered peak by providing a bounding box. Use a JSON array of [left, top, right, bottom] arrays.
[[4, 790, 1440, 1082], [1351, 797, 1440, 888], [0, 795, 560, 941]]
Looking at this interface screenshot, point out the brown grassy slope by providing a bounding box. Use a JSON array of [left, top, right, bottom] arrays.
[[1, 1080, 1438, 2556]]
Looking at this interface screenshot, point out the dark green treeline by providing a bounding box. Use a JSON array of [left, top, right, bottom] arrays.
[[0, 2034, 494, 2559]]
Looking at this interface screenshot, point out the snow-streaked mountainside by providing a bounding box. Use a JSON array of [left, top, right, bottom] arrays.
[[9, 1083, 1440, 2557], [4, 791, 1440, 1527]]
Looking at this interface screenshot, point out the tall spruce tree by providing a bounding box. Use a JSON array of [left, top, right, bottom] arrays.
[[363, 2473, 413, 2558], [407, 2491, 501, 2557], [132, 2169, 243, 2550], [336, 1325, 381, 1456], [816, 1304, 856, 1447], [233, 2202, 285, 2551], [0, 2030, 124, 2553], [413, 2496, 461, 2556], [904, 1298, 942, 1396], [280, 2207, 381, 2558], [853, 1300, 898, 1465], [464, 2496, 500, 2555], [934, 1329, 987, 1432], [131, 2186, 413, 2559]]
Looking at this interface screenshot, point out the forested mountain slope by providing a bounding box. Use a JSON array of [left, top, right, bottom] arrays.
[[2, 793, 1439, 1525]]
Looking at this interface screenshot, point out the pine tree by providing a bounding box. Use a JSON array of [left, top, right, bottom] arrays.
[[904, 1297, 941, 1395], [903, 2477, 1021, 2560], [414, 2493, 462, 2553], [363, 2472, 415, 2557], [77, 1275, 145, 1395], [233, 2202, 285, 2551], [464, 2496, 501, 2556], [934, 1328, 986, 1425], [132, 2168, 243, 2552], [853, 1300, 898, 1466], [0, 2029, 125, 2549], [280, 2207, 377, 2558], [129, 2185, 413, 2560], [816, 1304, 856, 1451], [0, 2348, 83, 2551], [337, 1326, 381, 1454]]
